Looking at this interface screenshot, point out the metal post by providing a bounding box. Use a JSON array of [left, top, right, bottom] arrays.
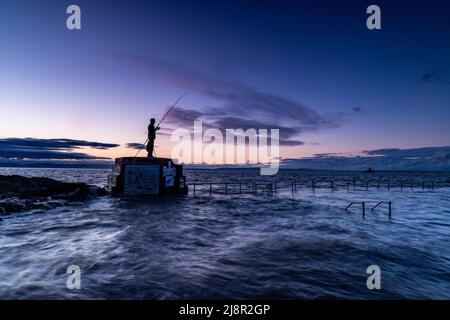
[[193, 183, 196, 196], [239, 182, 242, 195], [388, 201, 392, 219], [209, 183, 212, 196], [362, 202, 366, 219], [225, 183, 228, 195]]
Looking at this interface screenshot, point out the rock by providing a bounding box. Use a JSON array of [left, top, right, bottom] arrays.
[[0, 198, 33, 214], [88, 185, 109, 196], [0, 175, 93, 199], [0, 175, 108, 215]]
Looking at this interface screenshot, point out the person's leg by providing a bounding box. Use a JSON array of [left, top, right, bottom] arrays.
[[147, 140, 154, 157]]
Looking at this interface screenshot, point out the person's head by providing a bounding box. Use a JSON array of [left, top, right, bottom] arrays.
[[150, 118, 155, 124]]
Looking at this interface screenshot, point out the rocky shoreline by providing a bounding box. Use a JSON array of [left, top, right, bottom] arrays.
[[0, 175, 107, 216]]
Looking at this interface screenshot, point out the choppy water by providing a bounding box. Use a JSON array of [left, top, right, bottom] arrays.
[[0, 167, 449, 299]]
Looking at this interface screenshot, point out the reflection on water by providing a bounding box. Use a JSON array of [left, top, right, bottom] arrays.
[[0, 168, 449, 299]]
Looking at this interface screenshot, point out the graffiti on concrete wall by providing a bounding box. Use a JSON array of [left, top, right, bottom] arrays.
[[124, 165, 160, 195]]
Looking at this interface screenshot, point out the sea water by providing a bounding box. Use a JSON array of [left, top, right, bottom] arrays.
[[0, 168, 449, 299]]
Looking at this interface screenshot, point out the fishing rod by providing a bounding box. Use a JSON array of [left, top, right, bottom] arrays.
[[134, 91, 188, 157], [157, 91, 188, 128]]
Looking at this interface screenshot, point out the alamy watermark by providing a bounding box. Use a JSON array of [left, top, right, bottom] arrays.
[[170, 120, 280, 175], [366, 265, 381, 290], [366, 5, 381, 30], [66, 265, 81, 290], [65, 4, 381, 31], [66, 5, 81, 30]]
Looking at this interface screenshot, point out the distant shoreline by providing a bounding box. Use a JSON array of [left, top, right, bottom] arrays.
[[0, 164, 112, 169], [0, 165, 449, 173], [186, 167, 450, 173]]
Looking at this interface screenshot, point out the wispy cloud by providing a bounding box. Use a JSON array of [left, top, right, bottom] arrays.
[[0, 138, 119, 160], [114, 53, 343, 146], [420, 66, 449, 84], [126, 142, 145, 150]]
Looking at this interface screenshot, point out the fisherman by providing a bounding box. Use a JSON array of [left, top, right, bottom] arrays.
[[134, 92, 187, 158], [146, 118, 160, 157]]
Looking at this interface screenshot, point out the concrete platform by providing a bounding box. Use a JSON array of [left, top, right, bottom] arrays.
[[107, 157, 188, 195]]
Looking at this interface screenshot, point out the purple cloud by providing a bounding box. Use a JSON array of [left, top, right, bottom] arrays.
[[283, 146, 450, 171], [114, 53, 343, 146], [0, 138, 118, 160]]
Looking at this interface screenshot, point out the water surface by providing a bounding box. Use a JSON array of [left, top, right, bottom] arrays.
[[0, 168, 449, 299]]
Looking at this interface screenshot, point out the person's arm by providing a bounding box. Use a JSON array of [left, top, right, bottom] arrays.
[[156, 127, 160, 131]]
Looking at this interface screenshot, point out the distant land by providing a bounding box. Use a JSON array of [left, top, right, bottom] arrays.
[[0, 162, 448, 173], [0, 161, 113, 169]]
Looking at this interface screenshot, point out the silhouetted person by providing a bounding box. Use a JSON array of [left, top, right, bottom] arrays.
[[146, 118, 160, 157]]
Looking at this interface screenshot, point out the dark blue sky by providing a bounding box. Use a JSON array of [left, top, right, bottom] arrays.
[[0, 0, 449, 168]]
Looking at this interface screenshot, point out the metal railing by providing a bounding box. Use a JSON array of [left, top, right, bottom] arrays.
[[344, 201, 392, 220], [187, 178, 440, 196]]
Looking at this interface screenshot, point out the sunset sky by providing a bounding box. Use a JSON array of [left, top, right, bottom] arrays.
[[1, 0, 450, 170]]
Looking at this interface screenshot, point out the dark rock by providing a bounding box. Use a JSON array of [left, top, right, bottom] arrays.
[[0, 175, 94, 199], [0, 198, 33, 213], [0, 175, 108, 215], [88, 185, 109, 196]]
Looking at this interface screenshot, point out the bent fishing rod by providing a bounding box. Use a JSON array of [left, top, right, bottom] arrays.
[[134, 91, 188, 157]]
